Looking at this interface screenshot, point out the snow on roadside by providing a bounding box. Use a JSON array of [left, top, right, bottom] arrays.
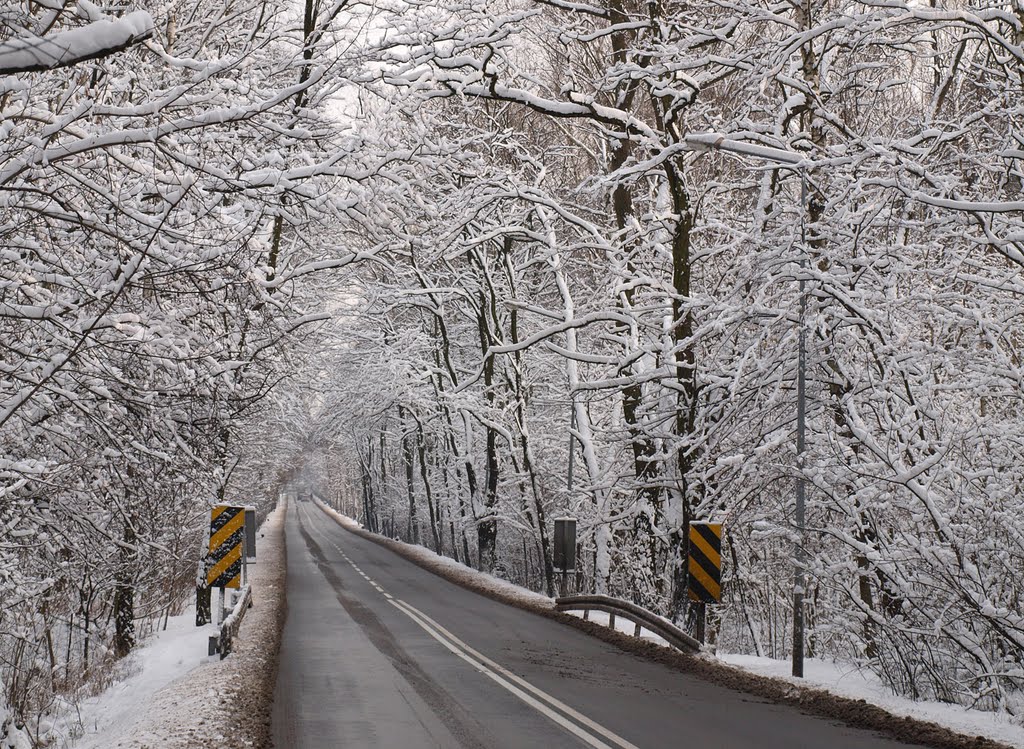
[[717, 653, 1024, 749], [565, 609, 670, 648], [313, 497, 1023, 749], [314, 497, 554, 609], [64, 501, 287, 749], [64, 611, 214, 749]]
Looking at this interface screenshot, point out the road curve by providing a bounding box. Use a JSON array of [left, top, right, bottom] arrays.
[[272, 497, 929, 749]]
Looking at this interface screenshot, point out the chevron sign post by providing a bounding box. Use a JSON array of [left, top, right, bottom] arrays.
[[207, 504, 246, 589], [687, 522, 722, 604], [687, 521, 723, 644]]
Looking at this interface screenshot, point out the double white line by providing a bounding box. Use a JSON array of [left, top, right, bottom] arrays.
[[389, 598, 640, 749], [302, 503, 639, 749]]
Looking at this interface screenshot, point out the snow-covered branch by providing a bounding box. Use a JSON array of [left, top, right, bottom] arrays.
[[0, 12, 154, 74]]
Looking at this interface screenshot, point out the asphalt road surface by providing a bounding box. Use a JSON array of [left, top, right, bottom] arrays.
[[272, 498, 929, 749]]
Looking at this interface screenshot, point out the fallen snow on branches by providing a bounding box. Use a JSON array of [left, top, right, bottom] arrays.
[[0, 12, 153, 74]]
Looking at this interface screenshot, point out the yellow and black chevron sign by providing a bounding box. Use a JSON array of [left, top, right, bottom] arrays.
[[207, 504, 245, 589], [688, 522, 722, 603]]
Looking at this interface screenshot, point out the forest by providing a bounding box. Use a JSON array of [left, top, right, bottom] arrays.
[[1, 0, 1023, 741]]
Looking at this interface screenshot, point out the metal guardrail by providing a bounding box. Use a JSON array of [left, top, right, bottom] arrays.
[[209, 584, 252, 659], [555, 594, 701, 653]]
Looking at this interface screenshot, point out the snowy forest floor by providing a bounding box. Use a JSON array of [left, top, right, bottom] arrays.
[[63, 502, 287, 749]]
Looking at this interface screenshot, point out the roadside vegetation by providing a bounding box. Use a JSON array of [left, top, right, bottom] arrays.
[[1, 0, 1022, 741]]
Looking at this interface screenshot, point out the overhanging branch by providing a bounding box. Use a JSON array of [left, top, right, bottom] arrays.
[[0, 12, 154, 74]]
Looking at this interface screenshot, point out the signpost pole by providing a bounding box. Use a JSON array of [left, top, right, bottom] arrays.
[[694, 602, 706, 643], [553, 518, 577, 598], [196, 548, 211, 626], [196, 581, 211, 627], [792, 173, 809, 678]]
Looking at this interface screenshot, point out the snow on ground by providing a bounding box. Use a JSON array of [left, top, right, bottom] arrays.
[[314, 496, 554, 609], [66, 612, 215, 749], [717, 653, 1024, 749], [571, 614, 1024, 747], [315, 500, 362, 531], [61, 501, 287, 749], [315, 497, 1024, 749], [565, 609, 670, 648]]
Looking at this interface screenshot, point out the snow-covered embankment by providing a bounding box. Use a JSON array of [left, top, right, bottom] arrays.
[[73, 501, 287, 749]]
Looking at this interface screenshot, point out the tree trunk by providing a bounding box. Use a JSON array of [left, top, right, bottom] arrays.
[[113, 519, 136, 659], [399, 405, 419, 544], [603, 36, 663, 589], [663, 159, 698, 623], [475, 286, 500, 573], [415, 418, 443, 552], [498, 237, 555, 594], [545, 238, 610, 592]]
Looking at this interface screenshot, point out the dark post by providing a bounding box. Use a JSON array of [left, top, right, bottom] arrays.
[[244, 507, 257, 560], [196, 549, 211, 626], [553, 518, 577, 597], [793, 173, 808, 679], [693, 602, 706, 643]]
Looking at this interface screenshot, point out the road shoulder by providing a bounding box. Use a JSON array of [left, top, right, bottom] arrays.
[[102, 500, 288, 749]]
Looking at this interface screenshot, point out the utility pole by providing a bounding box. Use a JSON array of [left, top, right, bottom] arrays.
[[681, 133, 811, 677], [792, 174, 808, 678]]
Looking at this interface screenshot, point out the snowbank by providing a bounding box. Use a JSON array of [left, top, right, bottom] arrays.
[[313, 496, 553, 609], [65, 610, 214, 749], [717, 654, 1024, 749], [565, 609, 671, 647]]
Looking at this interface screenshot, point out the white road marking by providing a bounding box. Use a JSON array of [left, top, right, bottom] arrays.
[[389, 599, 630, 749], [303, 500, 639, 749], [396, 601, 642, 749]]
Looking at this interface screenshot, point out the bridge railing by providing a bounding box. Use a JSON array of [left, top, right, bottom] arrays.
[[555, 594, 700, 653]]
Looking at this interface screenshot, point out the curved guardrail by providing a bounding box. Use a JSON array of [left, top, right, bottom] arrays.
[[555, 594, 700, 653]]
